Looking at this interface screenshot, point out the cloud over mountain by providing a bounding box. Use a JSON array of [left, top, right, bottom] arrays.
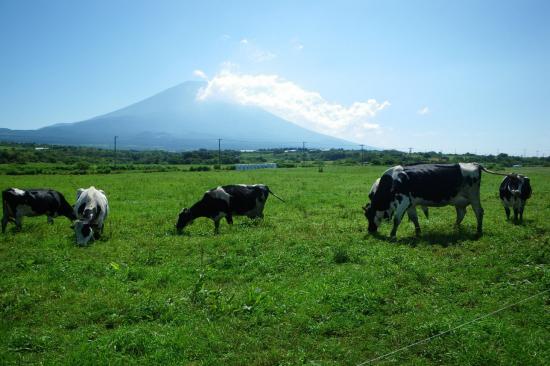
[[197, 70, 389, 142]]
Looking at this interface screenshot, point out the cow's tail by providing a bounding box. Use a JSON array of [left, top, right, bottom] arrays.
[[476, 163, 510, 177], [267, 187, 285, 202]]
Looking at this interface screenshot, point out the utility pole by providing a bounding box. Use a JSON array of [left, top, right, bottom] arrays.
[[359, 144, 365, 165], [302, 141, 307, 164], [218, 138, 222, 167], [408, 147, 413, 155], [114, 136, 118, 168]]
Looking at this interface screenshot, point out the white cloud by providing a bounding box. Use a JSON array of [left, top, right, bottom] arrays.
[[193, 69, 207, 79], [251, 49, 276, 62], [196, 69, 389, 142], [417, 106, 430, 115], [221, 34, 231, 41], [238, 39, 276, 62], [291, 39, 304, 51]]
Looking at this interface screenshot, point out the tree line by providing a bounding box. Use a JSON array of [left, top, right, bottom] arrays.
[[0, 142, 548, 171]]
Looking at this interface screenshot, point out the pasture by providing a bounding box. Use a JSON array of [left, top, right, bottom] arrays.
[[1, 166, 549, 365]]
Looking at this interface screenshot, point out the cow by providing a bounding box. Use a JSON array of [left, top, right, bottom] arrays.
[[74, 186, 109, 245], [176, 184, 284, 234], [2, 188, 76, 232], [363, 163, 505, 238], [499, 174, 532, 223]]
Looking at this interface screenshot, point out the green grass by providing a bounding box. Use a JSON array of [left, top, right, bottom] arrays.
[[1, 166, 548, 365]]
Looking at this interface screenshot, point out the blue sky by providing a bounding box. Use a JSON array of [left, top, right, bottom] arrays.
[[1, 0, 549, 155]]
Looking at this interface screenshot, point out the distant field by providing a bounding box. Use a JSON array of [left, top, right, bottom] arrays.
[[1, 166, 548, 365]]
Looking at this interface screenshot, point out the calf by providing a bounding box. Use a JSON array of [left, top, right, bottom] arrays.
[[176, 184, 284, 234], [74, 186, 109, 245], [499, 174, 532, 223], [363, 163, 491, 238], [2, 188, 75, 232]]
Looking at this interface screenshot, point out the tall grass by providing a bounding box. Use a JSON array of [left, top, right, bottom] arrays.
[[1, 166, 548, 365]]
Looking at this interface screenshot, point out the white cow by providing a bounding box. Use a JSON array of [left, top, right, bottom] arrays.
[[74, 186, 109, 245]]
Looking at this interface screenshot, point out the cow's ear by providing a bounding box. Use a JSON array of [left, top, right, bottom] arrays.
[[99, 189, 106, 195], [76, 188, 85, 200]]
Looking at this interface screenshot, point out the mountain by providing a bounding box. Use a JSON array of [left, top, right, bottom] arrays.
[[0, 81, 366, 150]]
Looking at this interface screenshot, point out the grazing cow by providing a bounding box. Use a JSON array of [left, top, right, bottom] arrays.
[[176, 184, 284, 234], [499, 174, 532, 223], [363, 163, 500, 238], [74, 186, 109, 245], [2, 188, 76, 232]]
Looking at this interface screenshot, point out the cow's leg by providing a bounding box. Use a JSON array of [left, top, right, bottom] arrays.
[[513, 208, 519, 224], [455, 206, 467, 226], [213, 219, 221, 234], [504, 206, 510, 220], [14, 215, 23, 231], [1, 215, 8, 233], [390, 196, 410, 238], [470, 201, 484, 235], [407, 207, 421, 236], [225, 214, 233, 225], [421, 206, 429, 219], [93, 225, 101, 239]]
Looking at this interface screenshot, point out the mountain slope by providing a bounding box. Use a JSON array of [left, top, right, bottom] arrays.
[[0, 81, 367, 150]]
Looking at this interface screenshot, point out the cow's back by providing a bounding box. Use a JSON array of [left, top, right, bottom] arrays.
[[399, 164, 463, 203], [223, 185, 268, 215], [3, 188, 60, 216]]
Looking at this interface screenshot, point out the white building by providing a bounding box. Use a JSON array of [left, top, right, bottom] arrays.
[[235, 163, 277, 171]]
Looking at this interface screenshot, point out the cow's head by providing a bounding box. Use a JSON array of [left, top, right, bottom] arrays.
[[74, 220, 93, 245], [60, 196, 77, 220], [176, 208, 193, 234], [506, 174, 522, 197], [363, 174, 395, 233]]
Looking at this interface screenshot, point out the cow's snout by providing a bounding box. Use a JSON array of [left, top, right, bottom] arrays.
[[368, 223, 378, 233]]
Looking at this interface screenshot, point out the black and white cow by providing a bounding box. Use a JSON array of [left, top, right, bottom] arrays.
[[74, 186, 109, 245], [363, 163, 494, 238], [499, 174, 532, 223], [176, 184, 284, 234], [2, 188, 76, 232]]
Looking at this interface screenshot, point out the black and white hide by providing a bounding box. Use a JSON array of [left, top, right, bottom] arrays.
[[499, 174, 532, 223], [74, 186, 109, 245], [363, 163, 485, 238], [369, 177, 429, 221], [2, 188, 76, 232], [176, 184, 283, 234]]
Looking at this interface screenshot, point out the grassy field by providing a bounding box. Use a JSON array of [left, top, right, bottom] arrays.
[[0, 166, 548, 365]]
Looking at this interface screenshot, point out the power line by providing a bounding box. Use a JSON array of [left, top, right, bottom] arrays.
[[113, 135, 118, 168], [218, 138, 222, 166], [357, 288, 549, 365]]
